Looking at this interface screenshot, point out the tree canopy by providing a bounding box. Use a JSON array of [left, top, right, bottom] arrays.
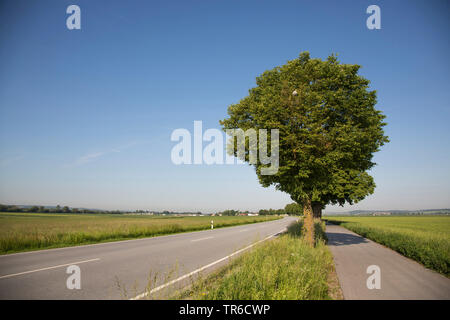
[[220, 52, 388, 244]]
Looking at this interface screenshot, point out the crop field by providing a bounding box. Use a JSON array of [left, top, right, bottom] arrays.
[[0, 212, 280, 254], [324, 216, 450, 276]]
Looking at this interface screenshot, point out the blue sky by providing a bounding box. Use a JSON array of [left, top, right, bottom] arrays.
[[0, 0, 449, 212]]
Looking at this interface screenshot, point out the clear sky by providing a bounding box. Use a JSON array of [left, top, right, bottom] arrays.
[[0, 0, 449, 212]]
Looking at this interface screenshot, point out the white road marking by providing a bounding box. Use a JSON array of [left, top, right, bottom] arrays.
[[239, 229, 249, 232], [0, 258, 100, 280], [130, 229, 285, 300], [191, 237, 214, 242]]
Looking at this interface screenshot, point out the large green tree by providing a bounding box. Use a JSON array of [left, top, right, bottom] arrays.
[[220, 52, 388, 245]]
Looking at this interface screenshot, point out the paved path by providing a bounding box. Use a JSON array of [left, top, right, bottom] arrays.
[[326, 223, 450, 300], [0, 217, 295, 299]]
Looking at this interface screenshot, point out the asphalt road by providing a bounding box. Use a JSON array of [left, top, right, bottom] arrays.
[[0, 216, 296, 299], [326, 223, 450, 300]]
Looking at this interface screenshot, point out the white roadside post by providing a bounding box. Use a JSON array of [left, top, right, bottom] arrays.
[[211, 220, 214, 230]]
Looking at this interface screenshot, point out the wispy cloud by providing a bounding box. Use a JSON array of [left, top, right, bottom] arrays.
[[73, 152, 108, 166], [65, 140, 150, 168]]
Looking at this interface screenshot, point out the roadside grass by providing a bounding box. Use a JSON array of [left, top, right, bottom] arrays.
[[0, 212, 281, 254], [324, 216, 450, 277], [170, 219, 342, 300]]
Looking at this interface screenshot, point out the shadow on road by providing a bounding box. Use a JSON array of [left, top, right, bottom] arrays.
[[326, 232, 369, 246]]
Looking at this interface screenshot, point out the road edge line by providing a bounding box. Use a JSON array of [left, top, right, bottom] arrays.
[[0, 258, 101, 279], [130, 229, 285, 300]]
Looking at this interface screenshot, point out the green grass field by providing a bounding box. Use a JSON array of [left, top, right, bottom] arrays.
[[171, 220, 342, 300], [324, 216, 450, 276], [0, 212, 280, 254]]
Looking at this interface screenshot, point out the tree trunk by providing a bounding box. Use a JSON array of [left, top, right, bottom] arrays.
[[302, 198, 314, 247], [312, 202, 323, 220]]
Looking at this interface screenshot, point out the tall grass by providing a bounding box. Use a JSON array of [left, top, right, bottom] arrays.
[[0, 212, 280, 254], [325, 216, 450, 276], [173, 219, 338, 300]]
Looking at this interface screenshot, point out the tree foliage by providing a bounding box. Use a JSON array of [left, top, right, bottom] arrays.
[[258, 208, 285, 215], [220, 52, 389, 244], [220, 209, 240, 216], [284, 203, 303, 216]]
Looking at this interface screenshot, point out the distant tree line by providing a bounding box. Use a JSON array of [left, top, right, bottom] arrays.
[[0, 204, 122, 214], [217, 203, 303, 216], [220, 209, 240, 216], [0, 204, 206, 215], [1, 203, 303, 216], [259, 203, 303, 216], [258, 209, 284, 215], [158, 210, 203, 215]]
